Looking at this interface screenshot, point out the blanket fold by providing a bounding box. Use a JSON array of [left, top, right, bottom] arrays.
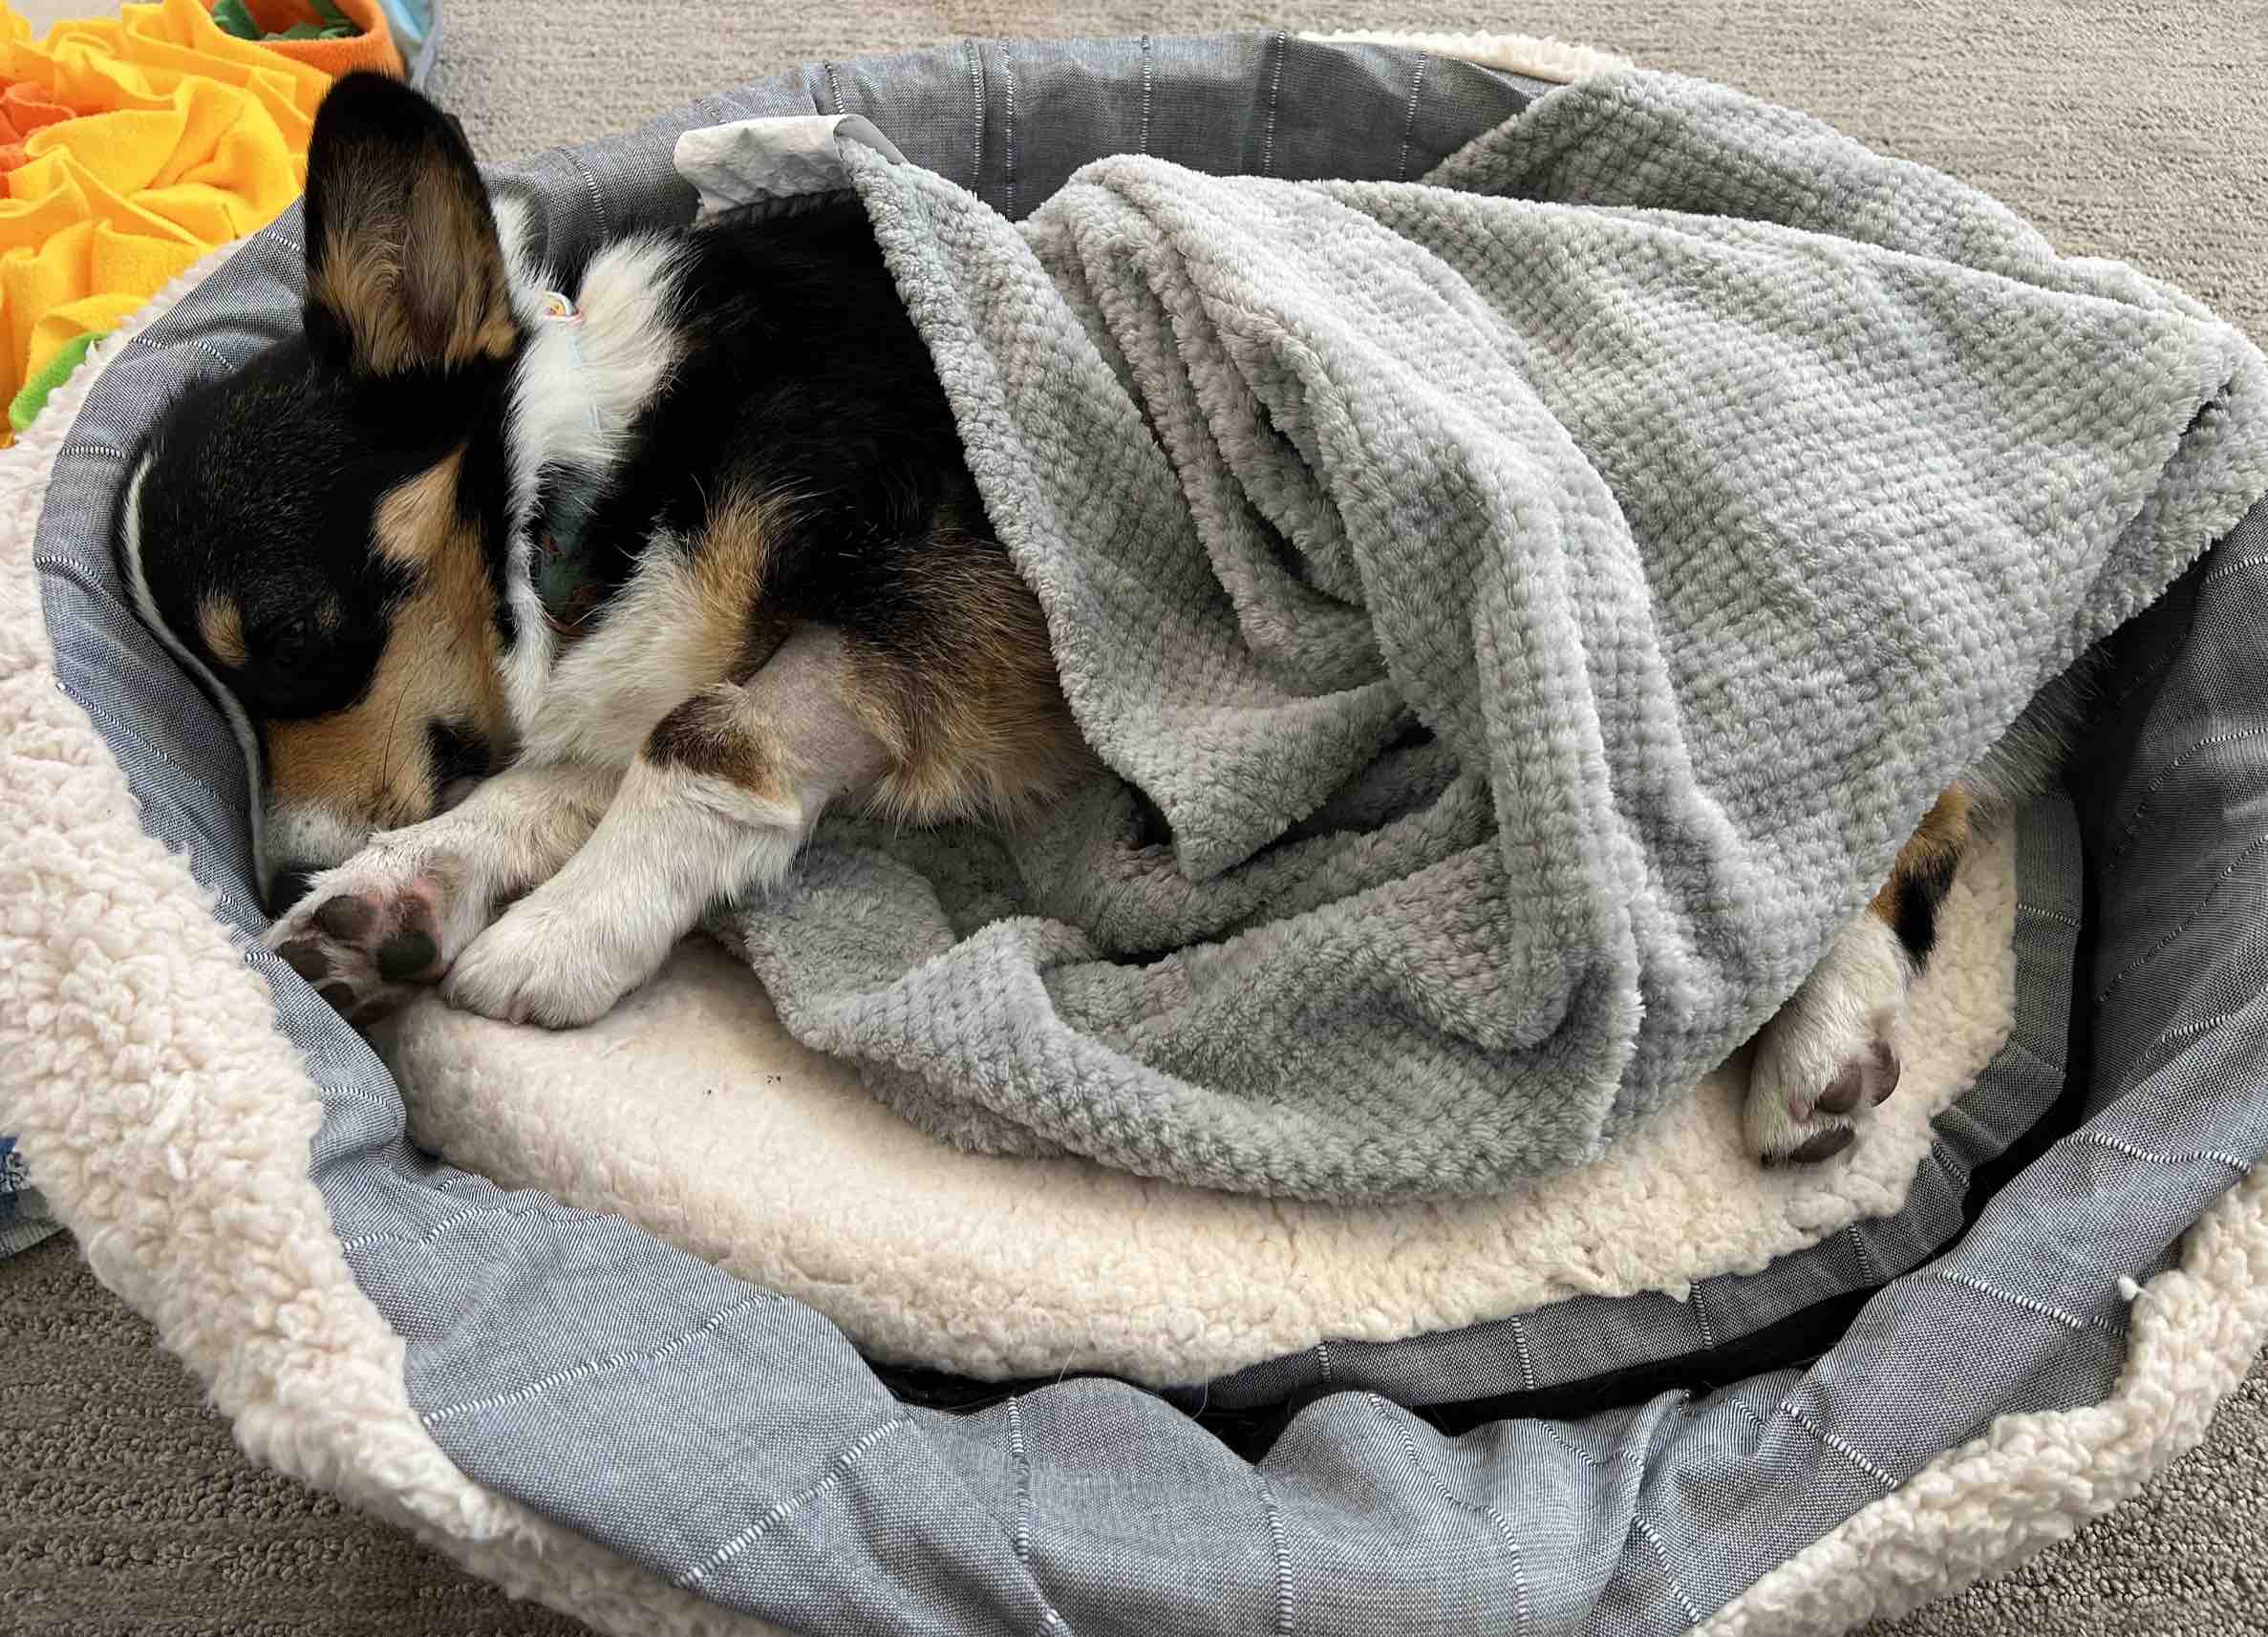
[[694, 70, 2268, 1202]]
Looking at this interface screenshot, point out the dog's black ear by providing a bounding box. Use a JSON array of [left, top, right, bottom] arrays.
[[302, 73, 515, 376]]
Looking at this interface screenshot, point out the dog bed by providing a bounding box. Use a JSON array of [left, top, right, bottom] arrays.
[[387, 826, 2027, 1386], [5, 31, 2268, 1637]]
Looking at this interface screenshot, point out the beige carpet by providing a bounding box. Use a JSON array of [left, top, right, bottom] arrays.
[[5, 3, 2265, 1634]]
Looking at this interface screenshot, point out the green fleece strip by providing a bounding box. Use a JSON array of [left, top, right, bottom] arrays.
[[10, 330, 100, 436]]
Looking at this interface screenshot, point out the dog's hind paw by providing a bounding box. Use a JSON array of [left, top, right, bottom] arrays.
[[1744, 910, 1908, 1167]]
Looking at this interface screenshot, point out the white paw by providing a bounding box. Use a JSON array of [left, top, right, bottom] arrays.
[[1745, 911, 1909, 1167], [441, 891, 664, 1029]]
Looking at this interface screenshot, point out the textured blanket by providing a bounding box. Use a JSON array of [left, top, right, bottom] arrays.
[[686, 70, 2268, 1201]]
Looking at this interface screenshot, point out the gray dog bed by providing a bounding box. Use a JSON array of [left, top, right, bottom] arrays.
[[4, 32, 2266, 1637]]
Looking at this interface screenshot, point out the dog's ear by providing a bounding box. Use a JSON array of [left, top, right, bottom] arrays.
[[302, 73, 516, 376]]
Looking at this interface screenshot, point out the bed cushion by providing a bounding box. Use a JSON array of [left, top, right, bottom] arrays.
[[6, 32, 2266, 1637]]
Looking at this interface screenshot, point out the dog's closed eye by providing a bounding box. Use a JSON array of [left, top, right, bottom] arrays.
[[224, 593, 374, 718], [261, 614, 315, 662]]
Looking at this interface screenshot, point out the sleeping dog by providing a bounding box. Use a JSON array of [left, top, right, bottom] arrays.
[[118, 73, 2075, 1167]]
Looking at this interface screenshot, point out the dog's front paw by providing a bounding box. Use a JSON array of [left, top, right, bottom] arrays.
[[1744, 912, 1909, 1167], [441, 895, 658, 1029], [262, 851, 456, 1028]]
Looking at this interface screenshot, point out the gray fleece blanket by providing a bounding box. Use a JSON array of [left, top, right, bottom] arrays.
[[693, 70, 2268, 1202]]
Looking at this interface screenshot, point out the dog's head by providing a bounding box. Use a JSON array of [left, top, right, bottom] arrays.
[[119, 73, 524, 911]]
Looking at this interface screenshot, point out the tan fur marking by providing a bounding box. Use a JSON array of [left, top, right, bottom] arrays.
[[372, 452, 456, 567], [264, 450, 510, 833], [307, 139, 516, 374], [689, 489, 789, 681], [197, 594, 247, 669], [630, 494, 792, 789], [627, 496, 1075, 828], [1870, 786, 1974, 929], [580, 484, 783, 675], [842, 531, 1084, 826]]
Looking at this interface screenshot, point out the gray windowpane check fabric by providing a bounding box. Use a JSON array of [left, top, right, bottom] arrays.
[[26, 33, 2265, 1635]]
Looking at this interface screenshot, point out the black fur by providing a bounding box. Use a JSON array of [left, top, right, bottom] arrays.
[[123, 69, 528, 725], [124, 340, 519, 720], [1892, 848, 1958, 969], [427, 717, 496, 789], [556, 196, 993, 668]]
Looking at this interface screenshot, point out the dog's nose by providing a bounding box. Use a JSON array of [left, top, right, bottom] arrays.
[[266, 867, 320, 919]]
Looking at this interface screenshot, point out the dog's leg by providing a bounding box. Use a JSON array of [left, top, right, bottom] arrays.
[[442, 627, 892, 1028], [1744, 788, 1971, 1165], [262, 761, 618, 1026]]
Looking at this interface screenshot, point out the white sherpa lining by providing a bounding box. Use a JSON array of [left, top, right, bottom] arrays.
[[386, 832, 2017, 1386], [1297, 29, 1635, 82], [1707, 1165, 2268, 1633], [2, 77, 2263, 1628]]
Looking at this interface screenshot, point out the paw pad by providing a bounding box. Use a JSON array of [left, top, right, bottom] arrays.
[[262, 879, 449, 1028]]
